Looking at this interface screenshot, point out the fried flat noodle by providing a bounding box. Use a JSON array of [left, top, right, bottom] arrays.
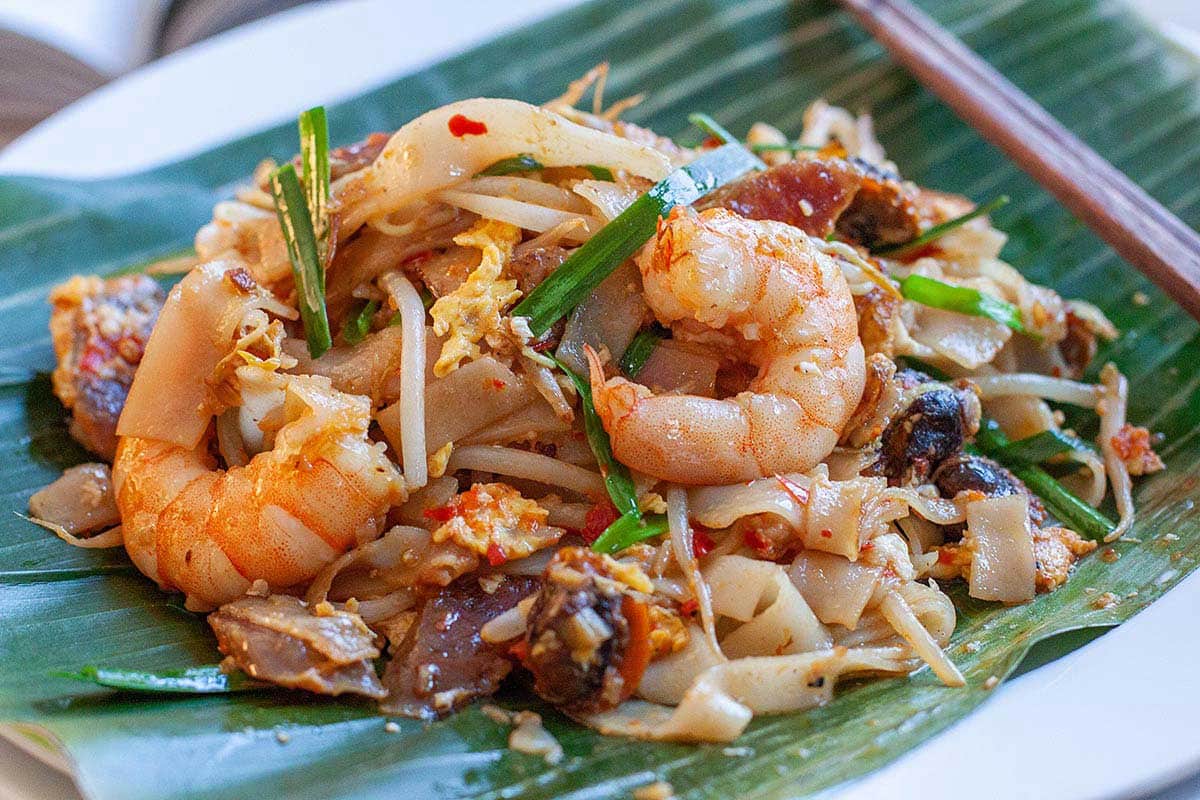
[[209, 595, 385, 699], [380, 574, 539, 718]]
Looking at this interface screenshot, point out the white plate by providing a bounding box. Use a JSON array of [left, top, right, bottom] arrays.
[[2, 2, 1199, 799]]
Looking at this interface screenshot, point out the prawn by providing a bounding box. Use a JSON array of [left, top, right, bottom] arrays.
[[113, 263, 402, 610], [588, 207, 865, 484]]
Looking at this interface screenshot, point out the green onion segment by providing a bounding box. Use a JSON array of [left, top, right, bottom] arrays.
[[298, 107, 331, 262], [342, 299, 380, 346], [874, 195, 1010, 257], [552, 358, 639, 517], [974, 420, 1115, 541], [476, 154, 544, 176], [513, 143, 761, 335], [618, 326, 666, 377], [900, 274, 1028, 335], [750, 141, 820, 154], [270, 162, 332, 358], [584, 164, 615, 181], [996, 429, 1095, 465], [591, 513, 670, 554]]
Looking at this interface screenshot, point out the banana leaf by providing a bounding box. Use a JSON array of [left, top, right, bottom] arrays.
[[2, 0, 1199, 798]]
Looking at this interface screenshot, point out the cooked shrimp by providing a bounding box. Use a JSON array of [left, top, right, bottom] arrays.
[[588, 207, 865, 484], [113, 263, 402, 610]]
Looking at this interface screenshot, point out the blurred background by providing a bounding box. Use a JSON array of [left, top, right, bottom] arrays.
[[0, 0, 1198, 151]]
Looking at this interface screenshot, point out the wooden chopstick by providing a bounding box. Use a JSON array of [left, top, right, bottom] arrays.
[[837, 0, 1200, 320]]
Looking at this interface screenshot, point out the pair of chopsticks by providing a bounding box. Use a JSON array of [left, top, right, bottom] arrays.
[[838, 0, 1200, 321]]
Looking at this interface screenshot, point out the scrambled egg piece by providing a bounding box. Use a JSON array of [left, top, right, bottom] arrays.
[[429, 220, 522, 377], [431, 483, 562, 563], [1033, 526, 1097, 593], [647, 604, 690, 657]]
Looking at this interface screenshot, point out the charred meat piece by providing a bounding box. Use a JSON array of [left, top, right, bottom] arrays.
[[524, 548, 653, 714], [871, 380, 981, 485], [834, 158, 922, 249], [932, 453, 1046, 541], [49, 275, 163, 460], [380, 574, 539, 719], [701, 158, 862, 237], [209, 594, 385, 698], [329, 132, 389, 180], [508, 245, 570, 295], [1058, 309, 1098, 380], [701, 157, 922, 250]]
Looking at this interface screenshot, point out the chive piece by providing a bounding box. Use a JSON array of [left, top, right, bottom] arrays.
[[584, 164, 615, 181], [419, 286, 435, 310], [57, 665, 263, 694], [900, 274, 1028, 335], [974, 420, 1115, 541], [996, 429, 1096, 465], [476, 154, 544, 176], [552, 358, 639, 517], [750, 141, 821, 154], [874, 195, 1010, 257], [592, 512, 670, 554], [688, 112, 738, 145], [298, 107, 331, 263], [270, 163, 332, 358], [618, 325, 667, 377], [342, 299, 380, 346], [689, 113, 767, 170], [513, 143, 761, 335]]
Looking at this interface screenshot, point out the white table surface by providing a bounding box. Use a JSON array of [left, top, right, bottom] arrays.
[[2, 2, 1199, 799]]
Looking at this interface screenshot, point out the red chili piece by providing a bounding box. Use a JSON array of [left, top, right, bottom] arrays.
[[448, 114, 488, 137], [581, 502, 620, 544], [692, 528, 715, 558]]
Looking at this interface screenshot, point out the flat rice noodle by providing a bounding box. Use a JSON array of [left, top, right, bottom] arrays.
[[803, 476, 887, 560], [555, 261, 647, 377], [583, 646, 911, 742], [894, 580, 957, 645], [636, 340, 720, 396], [306, 524, 477, 604], [571, 179, 642, 220], [719, 571, 830, 659], [286, 326, 404, 404], [377, 356, 533, 455], [966, 494, 1036, 603], [909, 305, 1011, 370], [689, 474, 899, 561], [788, 550, 881, 629], [343, 98, 672, 232], [458, 401, 572, 446], [688, 475, 807, 531], [324, 223, 469, 322], [636, 626, 724, 705], [379, 574, 539, 718], [394, 476, 460, 529], [118, 261, 267, 448], [705, 555, 831, 656], [982, 393, 1057, 442]]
